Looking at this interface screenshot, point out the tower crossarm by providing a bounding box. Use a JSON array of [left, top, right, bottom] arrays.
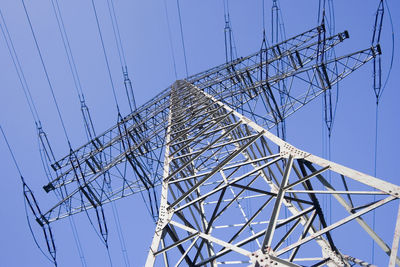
[[39, 29, 379, 225], [192, 44, 380, 129], [189, 29, 349, 92], [186, 25, 325, 83], [42, 27, 350, 193]]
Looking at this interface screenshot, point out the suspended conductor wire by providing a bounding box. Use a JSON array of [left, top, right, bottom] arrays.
[[89, 0, 121, 114], [276, 1, 287, 44], [369, 0, 395, 262], [50, 0, 98, 145], [223, 0, 238, 62], [262, 0, 265, 33], [2, 7, 87, 265], [163, 0, 178, 80], [380, 0, 395, 98], [0, 8, 40, 125], [261, 0, 269, 48], [50, 0, 85, 101], [21, 0, 71, 145], [0, 126, 54, 264], [0, 126, 23, 176], [68, 216, 87, 267], [106, 0, 126, 70], [78, 188, 114, 266], [107, 182, 131, 267], [3, 6, 87, 265], [106, 0, 137, 112], [176, 0, 189, 78]]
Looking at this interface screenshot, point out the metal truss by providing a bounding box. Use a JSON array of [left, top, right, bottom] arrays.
[[36, 25, 381, 226], [146, 81, 400, 266]]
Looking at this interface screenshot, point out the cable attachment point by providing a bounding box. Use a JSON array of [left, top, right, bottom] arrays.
[[23, 179, 57, 266]]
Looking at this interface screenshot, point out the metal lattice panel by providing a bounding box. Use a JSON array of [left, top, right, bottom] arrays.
[[146, 81, 400, 266], [24, 24, 400, 266], [37, 26, 379, 225]]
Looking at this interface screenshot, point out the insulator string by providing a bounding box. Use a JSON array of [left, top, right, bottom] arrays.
[[21, 0, 71, 146]]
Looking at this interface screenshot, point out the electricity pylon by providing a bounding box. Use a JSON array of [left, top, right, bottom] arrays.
[[146, 80, 400, 266], [27, 25, 400, 265]]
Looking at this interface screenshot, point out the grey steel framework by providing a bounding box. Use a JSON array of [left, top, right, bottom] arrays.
[[29, 25, 400, 266]]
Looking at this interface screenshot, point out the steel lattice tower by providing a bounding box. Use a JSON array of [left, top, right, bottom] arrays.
[[27, 25, 400, 266]]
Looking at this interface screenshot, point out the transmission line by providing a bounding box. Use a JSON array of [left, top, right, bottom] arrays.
[[163, 0, 178, 80], [21, 0, 71, 146], [370, 0, 388, 263], [106, 0, 136, 113], [20, 1, 89, 264], [0, 126, 58, 266], [89, 0, 121, 115], [50, 0, 96, 141], [223, 0, 237, 63], [176, 0, 189, 78]]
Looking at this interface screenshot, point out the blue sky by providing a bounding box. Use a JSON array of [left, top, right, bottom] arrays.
[[0, 0, 399, 266]]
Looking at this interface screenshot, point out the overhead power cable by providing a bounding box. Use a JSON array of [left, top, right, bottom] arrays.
[[176, 0, 189, 78], [163, 0, 178, 80], [223, 0, 237, 63], [13, 2, 90, 266], [0, 9, 40, 125], [50, 0, 96, 141], [271, 0, 287, 141], [89, 0, 121, 115], [260, 0, 269, 48], [21, 0, 71, 146], [106, 0, 136, 112], [1, 4, 60, 184], [317, 0, 338, 227], [370, 0, 392, 263], [0, 126, 58, 266]]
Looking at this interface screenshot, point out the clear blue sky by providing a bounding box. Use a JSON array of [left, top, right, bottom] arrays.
[[0, 0, 399, 266]]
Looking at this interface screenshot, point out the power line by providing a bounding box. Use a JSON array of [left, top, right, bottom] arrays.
[[0, 126, 58, 266], [50, 0, 96, 144], [89, 0, 121, 115], [106, 0, 137, 112], [0, 126, 23, 177], [223, 0, 237, 63], [21, 0, 71, 146], [163, 0, 178, 80], [0, 7, 40, 125], [176, 0, 189, 78]]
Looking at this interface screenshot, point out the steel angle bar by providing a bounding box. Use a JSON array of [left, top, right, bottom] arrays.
[[166, 121, 242, 183], [168, 130, 264, 210], [45, 111, 169, 190], [276, 196, 395, 256], [187, 25, 323, 84], [173, 154, 281, 214], [174, 235, 200, 267], [168, 111, 235, 157], [286, 190, 387, 195], [284, 165, 330, 190], [261, 155, 293, 250], [304, 162, 400, 264], [342, 255, 376, 267], [194, 29, 348, 92], [389, 203, 400, 267], [169, 220, 251, 256], [303, 153, 400, 197], [171, 150, 279, 175], [52, 88, 171, 170]]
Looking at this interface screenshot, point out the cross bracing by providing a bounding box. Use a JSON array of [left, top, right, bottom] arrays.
[[145, 81, 400, 266], [37, 25, 380, 225], [26, 24, 400, 266]]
